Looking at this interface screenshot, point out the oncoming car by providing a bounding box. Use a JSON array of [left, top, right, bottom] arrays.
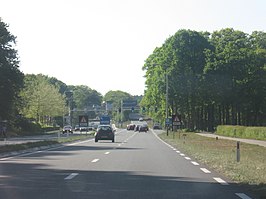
[[95, 125, 115, 142], [62, 125, 73, 134]]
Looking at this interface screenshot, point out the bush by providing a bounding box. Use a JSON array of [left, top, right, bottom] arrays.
[[217, 125, 266, 140], [14, 118, 42, 135]]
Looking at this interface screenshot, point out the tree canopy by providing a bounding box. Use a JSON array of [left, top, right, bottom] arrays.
[[142, 28, 266, 130], [0, 19, 24, 121], [19, 74, 67, 125]]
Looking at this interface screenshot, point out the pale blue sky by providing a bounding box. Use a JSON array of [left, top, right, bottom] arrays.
[[1, 0, 265, 95]]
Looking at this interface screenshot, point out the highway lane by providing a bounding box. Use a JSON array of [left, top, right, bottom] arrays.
[[0, 128, 254, 199]]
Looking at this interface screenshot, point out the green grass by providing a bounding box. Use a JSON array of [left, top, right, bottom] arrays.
[[159, 131, 266, 198], [217, 125, 266, 140], [0, 134, 94, 154]]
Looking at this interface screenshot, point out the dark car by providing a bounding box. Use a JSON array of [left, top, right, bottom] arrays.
[[139, 124, 149, 132], [95, 125, 115, 142], [153, 124, 162, 130], [127, 124, 135, 130], [134, 124, 141, 131], [63, 125, 73, 134], [74, 125, 80, 131], [79, 126, 88, 132]]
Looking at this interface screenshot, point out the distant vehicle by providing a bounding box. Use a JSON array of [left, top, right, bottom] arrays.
[[153, 124, 162, 130], [74, 125, 80, 131], [134, 124, 141, 131], [63, 125, 73, 134], [95, 125, 115, 142], [112, 124, 117, 132], [87, 126, 94, 131], [127, 124, 135, 130], [139, 124, 149, 132], [79, 126, 87, 132]]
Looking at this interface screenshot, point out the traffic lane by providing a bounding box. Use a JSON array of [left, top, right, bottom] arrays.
[[0, 129, 136, 199], [0, 129, 253, 199], [0, 128, 129, 169], [71, 129, 252, 199]]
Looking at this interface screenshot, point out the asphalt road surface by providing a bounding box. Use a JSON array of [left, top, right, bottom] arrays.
[[0, 129, 254, 199]]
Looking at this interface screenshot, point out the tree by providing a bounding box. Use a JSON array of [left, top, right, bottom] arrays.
[[68, 85, 103, 110], [142, 28, 266, 131], [0, 19, 24, 121], [104, 90, 134, 121], [20, 74, 67, 125]]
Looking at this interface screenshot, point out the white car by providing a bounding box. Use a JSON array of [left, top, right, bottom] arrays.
[[63, 125, 73, 134]]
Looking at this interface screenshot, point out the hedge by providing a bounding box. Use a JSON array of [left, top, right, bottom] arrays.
[[216, 125, 266, 140]]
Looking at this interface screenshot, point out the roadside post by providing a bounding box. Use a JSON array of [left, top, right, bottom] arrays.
[[236, 141, 240, 162], [183, 133, 187, 144], [58, 130, 61, 139], [165, 118, 171, 135]]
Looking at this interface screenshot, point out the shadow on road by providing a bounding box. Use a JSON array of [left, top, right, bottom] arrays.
[[0, 161, 261, 199]]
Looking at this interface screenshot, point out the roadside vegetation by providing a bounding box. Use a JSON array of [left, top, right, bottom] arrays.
[[0, 134, 94, 155], [159, 131, 266, 198], [141, 29, 266, 131], [217, 125, 266, 140]]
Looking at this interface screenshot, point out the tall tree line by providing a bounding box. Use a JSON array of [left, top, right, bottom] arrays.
[[0, 19, 24, 122], [142, 29, 266, 131]]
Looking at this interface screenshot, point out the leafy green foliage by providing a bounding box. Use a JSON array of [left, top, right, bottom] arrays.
[[142, 29, 266, 130], [19, 74, 67, 124], [0, 19, 24, 120], [217, 125, 266, 140]]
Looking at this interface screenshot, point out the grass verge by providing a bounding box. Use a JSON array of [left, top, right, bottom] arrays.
[[159, 131, 266, 198], [0, 134, 94, 155]]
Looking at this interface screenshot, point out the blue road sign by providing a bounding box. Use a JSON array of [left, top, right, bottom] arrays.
[[165, 118, 172, 126], [100, 116, 111, 125]]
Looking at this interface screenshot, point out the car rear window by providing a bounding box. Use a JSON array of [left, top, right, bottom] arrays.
[[98, 126, 112, 132]]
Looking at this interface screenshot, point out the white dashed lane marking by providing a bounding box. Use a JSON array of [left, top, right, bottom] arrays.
[[104, 152, 110, 155], [213, 177, 229, 185], [64, 173, 78, 180], [235, 193, 253, 199], [191, 161, 199, 166], [200, 168, 211, 173], [153, 130, 252, 198], [91, 159, 99, 163]]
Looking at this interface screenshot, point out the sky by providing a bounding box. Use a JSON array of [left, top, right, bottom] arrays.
[[0, 0, 265, 96]]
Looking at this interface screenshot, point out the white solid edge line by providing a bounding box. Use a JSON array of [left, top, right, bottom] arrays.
[[213, 177, 229, 185], [64, 173, 79, 180], [235, 193, 253, 199]]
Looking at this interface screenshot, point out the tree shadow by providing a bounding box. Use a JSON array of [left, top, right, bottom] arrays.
[[0, 161, 260, 199]]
